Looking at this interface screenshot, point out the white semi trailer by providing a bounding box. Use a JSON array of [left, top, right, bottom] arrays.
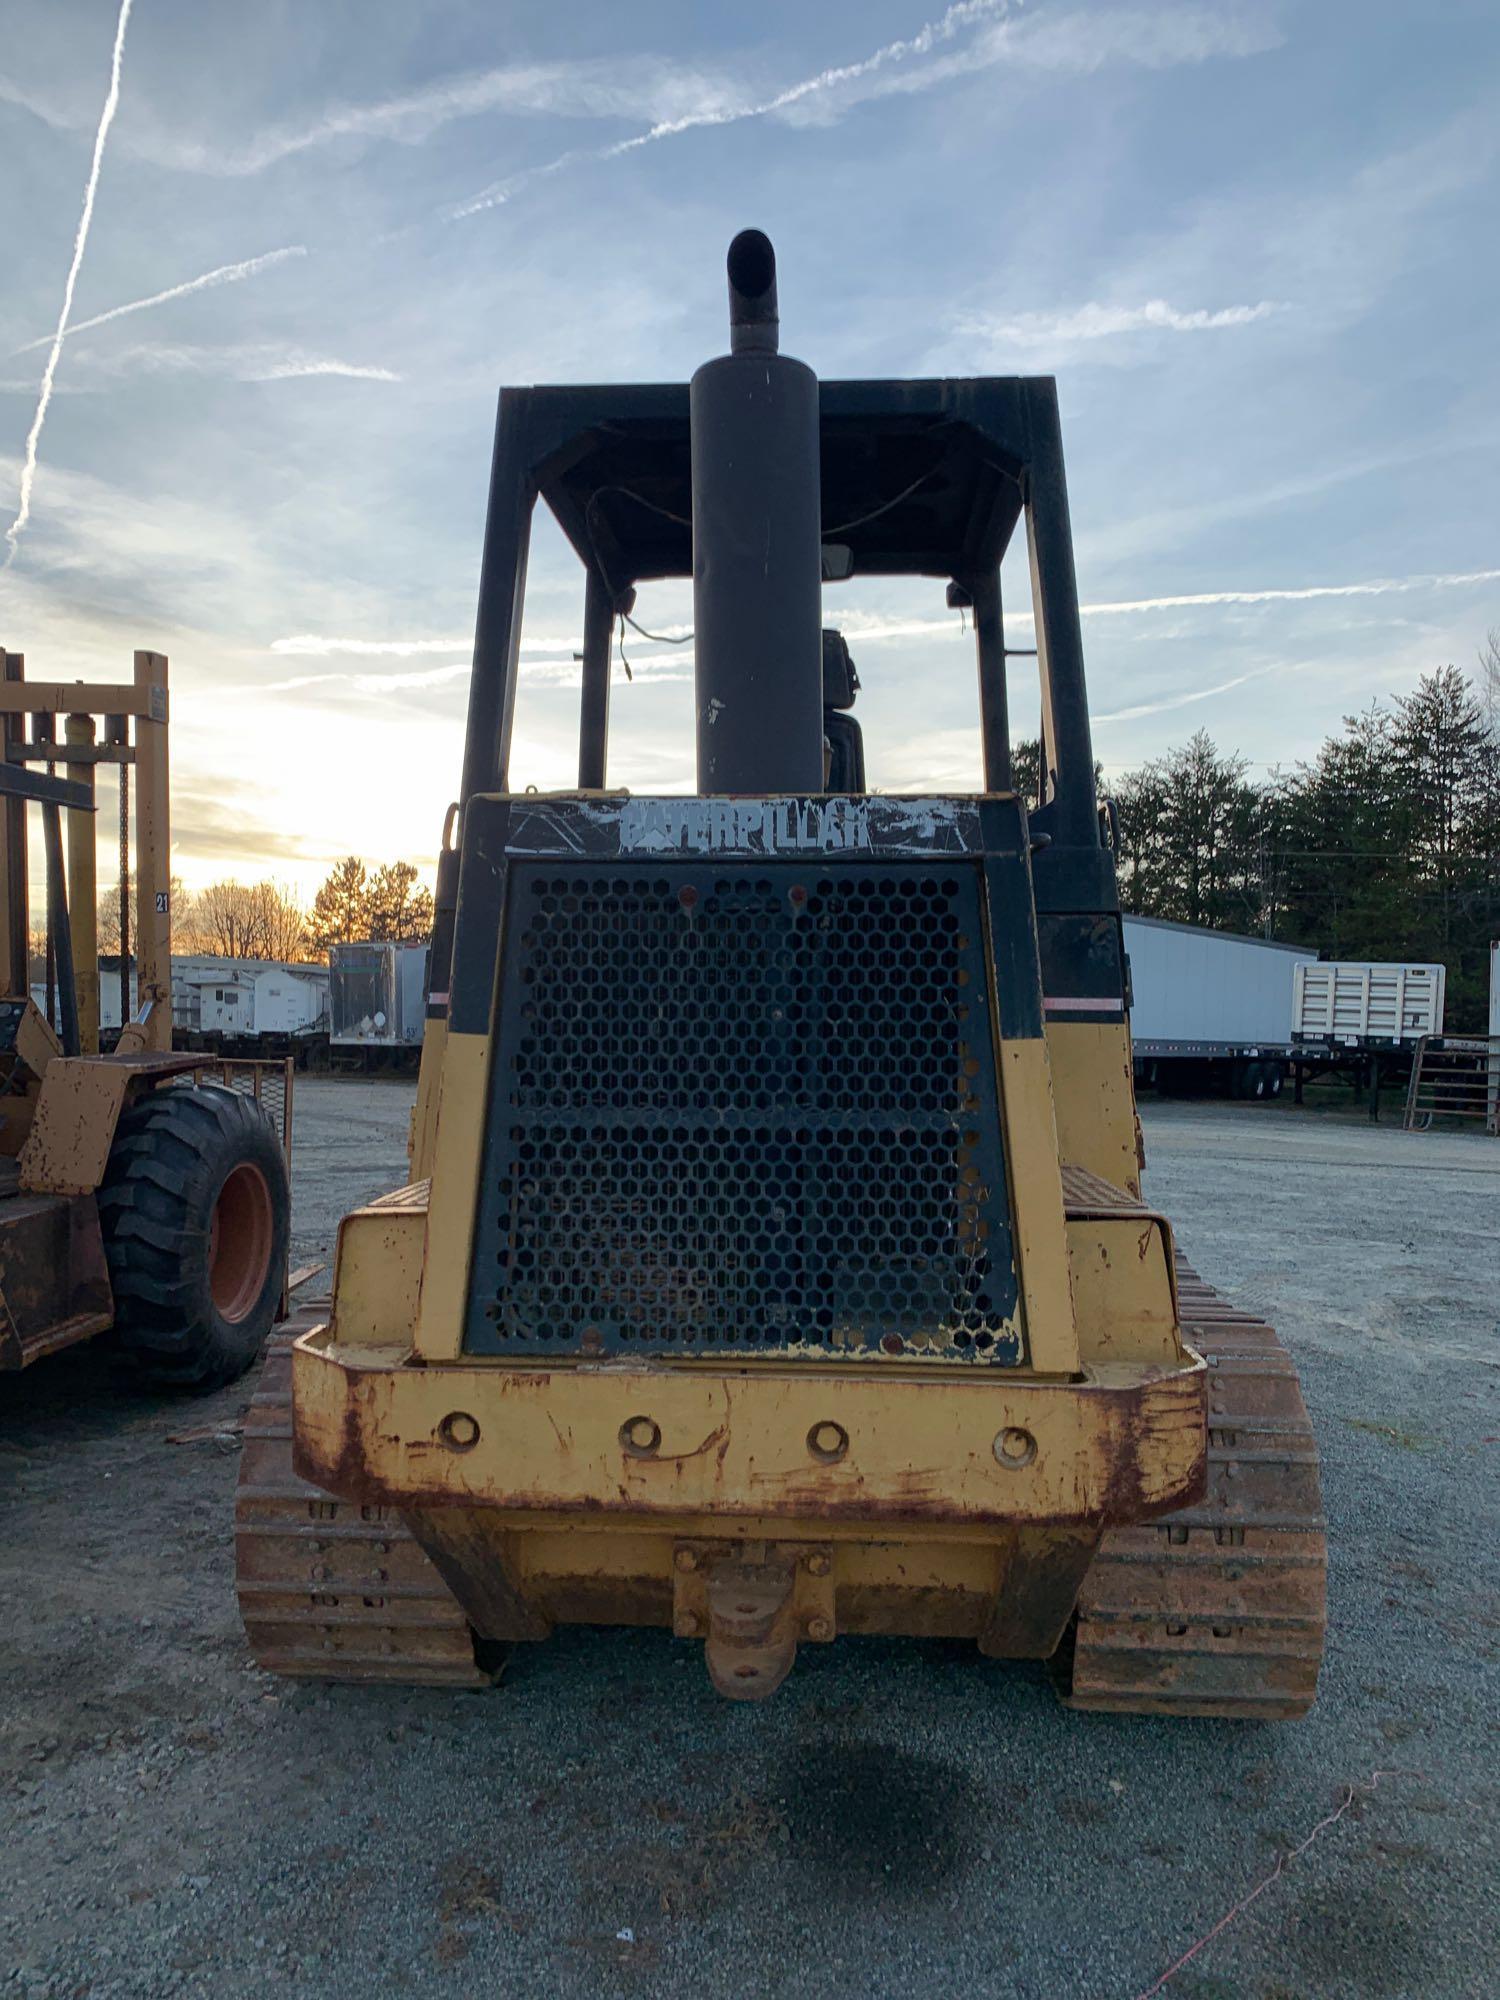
[[1125, 917, 1447, 1102], [1124, 917, 1315, 1099], [329, 940, 428, 1069]]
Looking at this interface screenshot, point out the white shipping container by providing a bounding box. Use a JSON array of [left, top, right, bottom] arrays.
[[1292, 961, 1444, 1044], [249, 965, 330, 1036], [171, 956, 330, 1040], [195, 977, 253, 1034], [1123, 917, 1314, 1050], [330, 941, 428, 1048]]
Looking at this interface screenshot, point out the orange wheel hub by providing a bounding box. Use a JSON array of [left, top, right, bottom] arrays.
[[208, 1162, 274, 1323]]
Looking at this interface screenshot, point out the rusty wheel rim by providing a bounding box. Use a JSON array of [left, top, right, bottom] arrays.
[[209, 1162, 274, 1323]]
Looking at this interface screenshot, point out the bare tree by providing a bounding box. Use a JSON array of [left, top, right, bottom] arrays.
[[1480, 628, 1500, 739], [194, 881, 272, 958], [98, 875, 195, 955], [249, 882, 309, 961]]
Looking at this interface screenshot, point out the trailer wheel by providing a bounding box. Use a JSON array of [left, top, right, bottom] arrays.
[[98, 1082, 290, 1392], [1232, 1060, 1275, 1101]]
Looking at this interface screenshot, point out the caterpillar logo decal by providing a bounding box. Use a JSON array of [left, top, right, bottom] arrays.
[[618, 797, 873, 855]]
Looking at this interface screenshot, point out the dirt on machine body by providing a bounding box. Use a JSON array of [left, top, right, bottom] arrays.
[[236, 231, 1326, 1715]]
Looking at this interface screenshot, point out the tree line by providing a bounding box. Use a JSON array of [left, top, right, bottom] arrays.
[[1054, 645, 1499, 1031], [87, 857, 434, 967]]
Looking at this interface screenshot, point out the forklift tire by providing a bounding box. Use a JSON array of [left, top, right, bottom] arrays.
[[98, 1083, 291, 1392]]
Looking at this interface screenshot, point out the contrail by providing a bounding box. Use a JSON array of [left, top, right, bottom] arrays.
[[254, 356, 401, 382], [958, 298, 1281, 348], [254, 653, 692, 697], [1077, 567, 1500, 616], [449, 0, 1012, 219], [1093, 662, 1285, 725], [831, 566, 1500, 641], [271, 632, 577, 659], [268, 564, 1500, 674], [3, 0, 133, 569], [7, 246, 306, 359]]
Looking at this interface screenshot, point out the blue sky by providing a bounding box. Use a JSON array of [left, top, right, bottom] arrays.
[[2, 0, 1497, 895]]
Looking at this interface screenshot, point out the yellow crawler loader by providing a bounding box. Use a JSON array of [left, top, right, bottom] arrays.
[[236, 234, 1326, 1713]]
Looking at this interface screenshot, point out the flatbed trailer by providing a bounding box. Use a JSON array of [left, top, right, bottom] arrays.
[[1126, 919, 1444, 1115]]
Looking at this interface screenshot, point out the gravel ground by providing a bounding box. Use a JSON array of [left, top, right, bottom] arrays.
[[3, 1081, 1498, 2000]]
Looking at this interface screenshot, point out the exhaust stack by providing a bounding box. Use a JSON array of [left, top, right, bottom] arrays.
[[691, 231, 824, 794]]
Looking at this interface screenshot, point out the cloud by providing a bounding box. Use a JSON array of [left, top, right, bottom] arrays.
[[977, 2, 1280, 76], [271, 633, 565, 659], [771, 1, 1282, 126], [444, 1, 1277, 223], [134, 56, 757, 178], [257, 661, 472, 695], [0, 376, 99, 398], [3, 0, 133, 569], [449, 0, 1017, 219], [6, 247, 307, 359], [0, 71, 83, 134], [956, 297, 1281, 351], [255, 358, 402, 382], [11, 0, 1273, 193], [134, 2, 1013, 185], [57, 340, 401, 384]]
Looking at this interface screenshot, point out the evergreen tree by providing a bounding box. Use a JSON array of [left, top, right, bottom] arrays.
[[1111, 731, 1264, 930], [1390, 666, 1489, 961], [1269, 705, 1418, 963], [364, 861, 435, 943], [308, 857, 369, 954]]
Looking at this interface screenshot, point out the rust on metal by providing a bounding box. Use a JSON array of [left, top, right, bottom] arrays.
[[17, 1052, 211, 1196], [978, 1525, 1101, 1659], [672, 1537, 834, 1698], [234, 1324, 498, 1686], [703, 1554, 799, 1700], [0, 1185, 112, 1370], [289, 1327, 1207, 1531], [1062, 1255, 1327, 1719], [401, 1506, 552, 1643]]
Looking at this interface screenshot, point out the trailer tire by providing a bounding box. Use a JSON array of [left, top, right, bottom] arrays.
[[99, 1083, 290, 1392]]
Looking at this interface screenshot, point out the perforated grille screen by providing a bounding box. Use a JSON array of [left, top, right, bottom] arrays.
[[463, 861, 1022, 1363]]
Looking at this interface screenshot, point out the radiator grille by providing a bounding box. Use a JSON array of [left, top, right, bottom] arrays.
[[464, 863, 1021, 1362]]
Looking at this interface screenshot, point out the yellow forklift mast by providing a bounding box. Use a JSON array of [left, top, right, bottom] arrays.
[[237, 234, 1325, 1713]]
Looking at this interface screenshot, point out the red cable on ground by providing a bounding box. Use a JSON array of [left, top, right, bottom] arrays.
[[1132, 1769, 1419, 2000]]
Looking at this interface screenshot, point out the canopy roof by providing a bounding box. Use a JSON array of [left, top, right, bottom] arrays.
[[508, 377, 1060, 595]]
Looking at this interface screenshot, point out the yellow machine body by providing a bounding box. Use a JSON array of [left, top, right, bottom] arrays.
[[285, 793, 1206, 1690]]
